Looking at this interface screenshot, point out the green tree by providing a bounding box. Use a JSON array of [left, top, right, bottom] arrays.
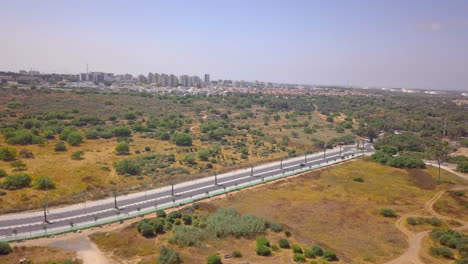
[[67, 131, 83, 146], [0, 242, 12, 255], [172, 133, 193, 146], [115, 142, 130, 155], [114, 158, 141, 175], [34, 176, 55, 190], [457, 161, 468, 173], [0, 146, 17, 161], [198, 149, 211, 161], [1, 173, 31, 190], [426, 142, 450, 182]]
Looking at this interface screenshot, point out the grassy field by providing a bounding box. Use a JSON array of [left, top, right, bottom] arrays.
[[88, 160, 463, 264], [0, 89, 356, 213], [0, 245, 78, 264]]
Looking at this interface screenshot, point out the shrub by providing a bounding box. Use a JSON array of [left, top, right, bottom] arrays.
[[183, 214, 192, 225], [293, 253, 306, 262], [353, 177, 364, 182], [256, 245, 271, 256], [1, 173, 31, 190], [256, 236, 270, 247], [138, 222, 154, 237], [232, 250, 242, 258], [0, 242, 12, 255], [291, 244, 303, 254], [285, 230, 291, 237], [267, 221, 282, 232], [310, 245, 323, 256], [10, 160, 27, 171], [157, 210, 167, 218], [430, 247, 454, 259], [114, 158, 141, 175], [71, 151, 84, 160], [0, 146, 17, 161], [0, 169, 7, 178], [54, 141, 67, 152], [279, 238, 290, 249], [157, 246, 182, 264], [172, 133, 193, 146], [379, 208, 397, 217], [85, 129, 100, 139], [19, 149, 34, 158], [112, 127, 132, 137], [34, 176, 55, 190], [66, 131, 83, 146], [206, 253, 222, 264], [323, 250, 338, 261], [304, 248, 315, 258], [387, 155, 425, 169], [168, 211, 182, 220], [115, 142, 130, 155], [457, 161, 468, 173]]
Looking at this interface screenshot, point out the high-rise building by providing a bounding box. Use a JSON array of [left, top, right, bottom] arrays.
[[138, 74, 148, 83], [191, 75, 201, 86], [204, 74, 210, 83], [159, 74, 169, 87], [169, 74, 179, 87], [148, 72, 154, 83], [154, 73, 160, 85], [179, 75, 191, 87]]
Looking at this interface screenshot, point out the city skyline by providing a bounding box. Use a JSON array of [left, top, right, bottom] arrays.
[[2, 0, 468, 91]]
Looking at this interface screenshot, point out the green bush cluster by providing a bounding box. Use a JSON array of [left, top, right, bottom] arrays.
[[1, 173, 31, 190], [136, 218, 165, 237], [0, 146, 17, 161], [430, 228, 467, 259], [34, 176, 55, 190], [371, 151, 425, 168], [379, 208, 397, 217], [0, 242, 12, 255], [430, 247, 454, 259], [278, 238, 290, 249], [157, 246, 182, 264], [206, 253, 222, 264], [406, 217, 442, 227], [255, 237, 271, 256]]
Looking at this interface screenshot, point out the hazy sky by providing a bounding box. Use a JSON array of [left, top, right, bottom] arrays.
[[2, 0, 468, 91]]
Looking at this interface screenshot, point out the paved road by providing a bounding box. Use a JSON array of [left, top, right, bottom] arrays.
[[0, 143, 374, 239]]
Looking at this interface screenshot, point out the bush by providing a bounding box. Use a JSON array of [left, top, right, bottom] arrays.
[[387, 155, 425, 169], [293, 253, 306, 262], [353, 177, 364, 182], [34, 176, 55, 190], [291, 244, 303, 254], [279, 238, 290, 249], [0, 169, 7, 178], [304, 249, 315, 258], [256, 236, 270, 247], [379, 208, 397, 217], [457, 161, 468, 173], [71, 151, 84, 160], [114, 158, 141, 175], [66, 131, 83, 146], [139, 222, 155, 237], [157, 210, 167, 218], [255, 245, 271, 256], [172, 133, 193, 146], [115, 142, 130, 155], [310, 245, 323, 256], [19, 149, 34, 158], [168, 211, 182, 220], [323, 250, 338, 261], [206, 253, 222, 264], [85, 129, 100, 139], [157, 246, 182, 264], [54, 141, 67, 152], [267, 221, 282, 232], [0, 146, 17, 161], [1, 173, 31, 190], [112, 127, 132, 137], [182, 214, 192, 225], [430, 247, 454, 259], [0, 242, 12, 255], [10, 160, 27, 171], [232, 250, 242, 258]]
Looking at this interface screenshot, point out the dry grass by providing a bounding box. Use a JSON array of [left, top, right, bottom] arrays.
[[0, 245, 78, 264], [88, 160, 462, 264]]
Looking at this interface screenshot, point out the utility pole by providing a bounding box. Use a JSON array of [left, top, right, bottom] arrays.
[[43, 205, 50, 224], [304, 153, 307, 163], [323, 147, 326, 159], [171, 181, 175, 196], [280, 159, 283, 169], [84, 201, 87, 215], [250, 166, 253, 176], [214, 171, 218, 185], [113, 191, 118, 209], [43, 178, 50, 223], [339, 143, 342, 156]]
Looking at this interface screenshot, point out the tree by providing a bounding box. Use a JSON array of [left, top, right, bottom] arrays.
[[457, 161, 468, 173], [157, 246, 182, 264], [0, 146, 17, 161], [0, 169, 7, 178], [426, 142, 450, 182], [115, 142, 130, 155], [198, 149, 211, 161], [114, 158, 141, 175], [67, 131, 83, 146], [172, 133, 193, 146], [1, 173, 31, 190], [34, 176, 55, 190], [55, 141, 67, 152]]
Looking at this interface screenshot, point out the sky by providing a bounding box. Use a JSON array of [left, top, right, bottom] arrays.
[[1, 0, 468, 91]]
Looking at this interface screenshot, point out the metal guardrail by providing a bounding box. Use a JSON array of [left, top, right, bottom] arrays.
[[1, 153, 363, 242]]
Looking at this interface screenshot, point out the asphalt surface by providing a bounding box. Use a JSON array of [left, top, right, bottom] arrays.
[[0, 143, 374, 238]]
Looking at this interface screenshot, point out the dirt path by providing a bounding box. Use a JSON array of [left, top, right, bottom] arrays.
[[385, 186, 468, 264], [48, 236, 110, 264]]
